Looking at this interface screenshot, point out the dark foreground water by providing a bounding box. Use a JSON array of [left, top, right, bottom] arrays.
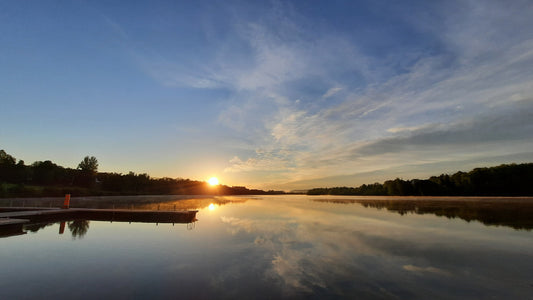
[[1, 195, 533, 299]]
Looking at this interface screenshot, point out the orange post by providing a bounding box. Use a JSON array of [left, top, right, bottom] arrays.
[[63, 194, 71, 209], [59, 221, 66, 234]]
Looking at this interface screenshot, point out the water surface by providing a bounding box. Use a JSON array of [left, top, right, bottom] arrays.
[[1, 195, 532, 299]]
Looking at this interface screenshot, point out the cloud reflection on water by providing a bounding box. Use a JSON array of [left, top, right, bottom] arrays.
[[218, 197, 533, 298], [403, 265, 451, 277]]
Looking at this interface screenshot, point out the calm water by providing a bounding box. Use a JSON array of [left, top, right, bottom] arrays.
[[1, 195, 533, 299]]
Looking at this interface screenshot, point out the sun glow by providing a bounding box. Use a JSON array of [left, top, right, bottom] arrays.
[[208, 177, 219, 186]]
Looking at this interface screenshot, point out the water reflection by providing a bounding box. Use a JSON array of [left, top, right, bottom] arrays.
[[0, 224, 26, 238], [24, 222, 54, 233], [0, 196, 210, 239], [312, 197, 533, 230], [0, 220, 90, 239], [1, 195, 533, 299], [14, 221, 91, 239], [217, 196, 533, 298], [68, 220, 90, 239], [131, 196, 250, 211], [2, 215, 195, 238]]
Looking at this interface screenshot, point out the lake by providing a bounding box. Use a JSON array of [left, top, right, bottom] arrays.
[[1, 195, 533, 299]]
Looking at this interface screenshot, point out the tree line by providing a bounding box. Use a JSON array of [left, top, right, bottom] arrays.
[[307, 162, 533, 196], [0, 150, 283, 197]]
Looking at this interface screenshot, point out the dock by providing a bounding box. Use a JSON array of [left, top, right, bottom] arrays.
[[0, 218, 30, 226], [0, 207, 198, 224]]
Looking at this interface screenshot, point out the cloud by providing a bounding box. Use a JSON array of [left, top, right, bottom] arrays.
[[223, 150, 294, 173], [137, 58, 226, 89], [387, 124, 433, 134], [215, 0, 533, 188], [126, 1, 533, 189], [403, 265, 451, 276], [321, 87, 343, 99], [355, 101, 533, 157]]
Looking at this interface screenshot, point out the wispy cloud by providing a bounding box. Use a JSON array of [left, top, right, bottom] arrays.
[[6, 0, 532, 189], [321, 87, 343, 99], [216, 1, 533, 188], [224, 152, 293, 173], [127, 1, 533, 189]]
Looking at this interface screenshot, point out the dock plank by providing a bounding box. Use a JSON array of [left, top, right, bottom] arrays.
[[0, 218, 29, 226], [0, 209, 68, 219]]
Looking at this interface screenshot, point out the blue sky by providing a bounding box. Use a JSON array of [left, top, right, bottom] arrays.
[[1, 0, 533, 190]]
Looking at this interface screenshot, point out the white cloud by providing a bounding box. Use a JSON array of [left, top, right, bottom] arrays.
[[321, 87, 343, 99]]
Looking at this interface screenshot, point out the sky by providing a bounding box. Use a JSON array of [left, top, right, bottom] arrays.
[[1, 0, 533, 191]]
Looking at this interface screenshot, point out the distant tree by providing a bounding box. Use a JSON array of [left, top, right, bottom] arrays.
[[307, 163, 533, 196], [78, 156, 98, 174], [383, 178, 413, 196], [32, 160, 62, 185], [76, 156, 99, 188], [0, 150, 16, 165], [0, 150, 25, 184]]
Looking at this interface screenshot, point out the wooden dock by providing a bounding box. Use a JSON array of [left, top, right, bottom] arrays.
[[0, 208, 198, 225], [0, 218, 29, 226]]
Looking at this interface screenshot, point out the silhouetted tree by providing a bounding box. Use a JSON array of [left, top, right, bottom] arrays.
[[76, 156, 99, 188], [308, 163, 533, 196], [0, 150, 16, 165], [78, 156, 98, 173], [31, 160, 64, 185], [0, 150, 18, 183]]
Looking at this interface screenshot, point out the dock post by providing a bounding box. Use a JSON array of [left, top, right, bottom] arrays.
[[63, 194, 71, 209]]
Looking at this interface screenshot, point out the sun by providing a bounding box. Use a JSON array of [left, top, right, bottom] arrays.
[[208, 177, 219, 186]]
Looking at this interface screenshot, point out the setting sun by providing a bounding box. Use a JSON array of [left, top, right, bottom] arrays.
[[208, 177, 219, 186]]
